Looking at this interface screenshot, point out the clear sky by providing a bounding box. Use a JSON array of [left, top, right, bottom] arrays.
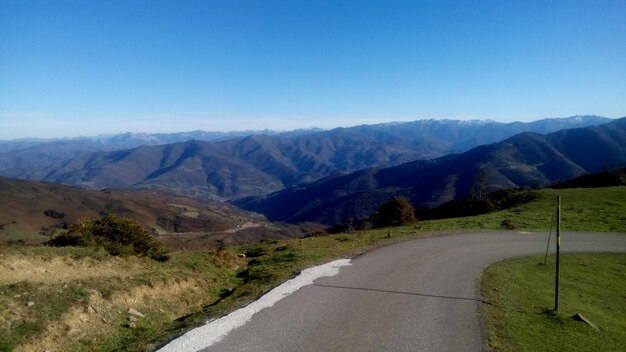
[[1, 0, 625, 139]]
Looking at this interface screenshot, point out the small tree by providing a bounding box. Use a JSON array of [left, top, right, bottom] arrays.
[[47, 215, 169, 261], [372, 196, 417, 228], [469, 169, 488, 202]]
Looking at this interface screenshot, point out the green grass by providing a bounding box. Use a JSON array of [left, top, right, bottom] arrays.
[[419, 187, 626, 233], [0, 223, 46, 244], [481, 253, 626, 352]]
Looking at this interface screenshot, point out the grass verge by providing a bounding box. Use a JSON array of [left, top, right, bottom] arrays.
[[481, 253, 626, 352], [420, 187, 626, 233]]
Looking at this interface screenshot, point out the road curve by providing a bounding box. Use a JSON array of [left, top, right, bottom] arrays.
[[196, 232, 626, 352]]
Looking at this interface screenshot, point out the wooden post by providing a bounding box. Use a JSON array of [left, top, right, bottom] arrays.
[[555, 196, 561, 311]]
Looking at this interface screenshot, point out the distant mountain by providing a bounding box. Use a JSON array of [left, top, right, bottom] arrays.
[[0, 139, 49, 153], [38, 140, 285, 199], [309, 115, 611, 158], [0, 128, 324, 154], [0, 115, 609, 157], [0, 177, 311, 247], [0, 116, 612, 199], [234, 118, 626, 225], [0, 130, 294, 180]]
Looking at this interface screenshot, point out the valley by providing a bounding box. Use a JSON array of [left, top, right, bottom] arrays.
[[0, 177, 316, 249], [1, 116, 625, 247], [1, 116, 625, 352]]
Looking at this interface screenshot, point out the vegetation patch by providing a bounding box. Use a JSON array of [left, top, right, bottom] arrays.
[[0, 246, 244, 352], [481, 253, 626, 352], [47, 215, 169, 261], [371, 196, 417, 228]]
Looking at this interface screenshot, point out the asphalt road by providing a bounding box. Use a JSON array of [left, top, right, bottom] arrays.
[[200, 232, 626, 352]]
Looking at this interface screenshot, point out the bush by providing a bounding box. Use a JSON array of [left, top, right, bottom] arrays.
[[43, 209, 65, 219], [371, 196, 417, 228], [500, 218, 517, 230], [326, 218, 374, 234], [47, 215, 169, 261]]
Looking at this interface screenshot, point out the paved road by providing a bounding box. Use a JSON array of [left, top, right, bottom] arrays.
[[200, 232, 626, 352]]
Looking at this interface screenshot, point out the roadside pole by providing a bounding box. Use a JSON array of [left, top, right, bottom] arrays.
[[555, 196, 561, 311]]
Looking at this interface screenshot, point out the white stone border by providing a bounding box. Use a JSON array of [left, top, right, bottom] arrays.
[[158, 259, 351, 352]]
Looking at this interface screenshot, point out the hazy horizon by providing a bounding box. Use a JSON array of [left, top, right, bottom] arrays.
[[0, 114, 617, 142]]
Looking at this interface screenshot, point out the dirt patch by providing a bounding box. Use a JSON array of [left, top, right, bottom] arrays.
[[0, 254, 149, 284], [224, 221, 261, 233], [0, 298, 33, 336], [108, 278, 210, 319]]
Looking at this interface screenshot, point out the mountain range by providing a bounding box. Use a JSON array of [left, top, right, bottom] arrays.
[[234, 117, 626, 225], [0, 128, 324, 153], [0, 116, 611, 200]]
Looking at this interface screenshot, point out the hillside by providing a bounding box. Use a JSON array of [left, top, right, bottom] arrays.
[[35, 141, 284, 200], [0, 116, 611, 200], [235, 118, 626, 225], [417, 186, 626, 233], [2, 185, 624, 352], [0, 178, 308, 248]]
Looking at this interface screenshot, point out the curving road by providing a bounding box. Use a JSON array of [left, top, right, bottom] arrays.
[[195, 232, 626, 352]]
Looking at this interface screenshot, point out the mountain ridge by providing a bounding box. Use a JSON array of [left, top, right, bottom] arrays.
[[0, 116, 613, 200], [1, 115, 608, 150], [234, 117, 626, 225]]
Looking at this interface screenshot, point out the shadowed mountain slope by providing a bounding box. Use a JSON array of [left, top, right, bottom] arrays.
[[38, 141, 283, 199], [234, 118, 626, 225]]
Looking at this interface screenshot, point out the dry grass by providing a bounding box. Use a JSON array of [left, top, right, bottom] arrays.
[[0, 246, 245, 352]]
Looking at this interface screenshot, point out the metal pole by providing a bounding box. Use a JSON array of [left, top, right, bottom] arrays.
[[555, 196, 561, 311]]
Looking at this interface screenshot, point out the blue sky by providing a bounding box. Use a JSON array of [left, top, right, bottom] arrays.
[[1, 0, 625, 139]]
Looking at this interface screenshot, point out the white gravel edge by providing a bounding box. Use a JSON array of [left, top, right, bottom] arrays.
[[157, 258, 352, 352]]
